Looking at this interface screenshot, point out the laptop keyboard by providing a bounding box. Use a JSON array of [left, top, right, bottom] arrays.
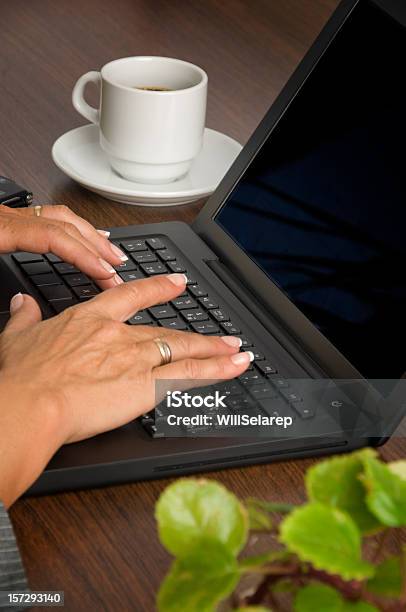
[[12, 235, 314, 438]]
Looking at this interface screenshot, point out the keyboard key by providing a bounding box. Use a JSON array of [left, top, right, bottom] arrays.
[[143, 422, 165, 438], [121, 240, 147, 252], [198, 296, 218, 309], [293, 404, 314, 419], [149, 305, 177, 319], [167, 261, 186, 273], [239, 371, 263, 386], [239, 335, 253, 347], [54, 262, 80, 274], [128, 310, 152, 325], [21, 261, 52, 275], [189, 285, 207, 297], [146, 237, 165, 250], [171, 296, 198, 310], [13, 252, 44, 263], [39, 284, 73, 302], [159, 317, 189, 330], [141, 263, 167, 275], [45, 253, 62, 263], [191, 321, 220, 334], [30, 272, 61, 286], [280, 390, 303, 403], [157, 249, 176, 262], [256, 361, 277, 376], [221, 321, 240, 334], [52, 300, 74, 313], [114, 259, 137, 272], [272, 378, 290, 389], [119, 270, 145, 282], [64, 273, 91, 287], [216, 381, 243, 397], [210, 309, 229, 322], [181, 309, 208, 323], [248, 385, 278, 400], [72, 285, 99, 300], [243, 349, 265, 361], [0, 312, 10, 330], [226, 396, 256, 411], [132, 252, 157, 264]]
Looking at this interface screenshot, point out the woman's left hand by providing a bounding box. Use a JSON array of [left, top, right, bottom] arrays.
[[0, 204, 127, 289]]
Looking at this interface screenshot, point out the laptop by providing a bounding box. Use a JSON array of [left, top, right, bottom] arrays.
[[1, 0, 405, 494]]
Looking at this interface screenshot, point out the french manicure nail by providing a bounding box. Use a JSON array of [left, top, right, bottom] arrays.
[[167, 273, 188, 286], [221, 336, 242, 348], [97, 229, 111, 238], [114, 274, 124, 285], [231, 351, 253, 366], [110, 243, 128, 261], [99, 258, 116, 274], [10, 292, 24, 313]]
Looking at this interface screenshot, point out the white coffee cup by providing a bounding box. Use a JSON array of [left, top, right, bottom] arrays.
[[72, 56, 208, 184]]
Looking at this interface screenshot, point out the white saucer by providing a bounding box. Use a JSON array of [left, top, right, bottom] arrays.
[[52, 124, 242, 206]]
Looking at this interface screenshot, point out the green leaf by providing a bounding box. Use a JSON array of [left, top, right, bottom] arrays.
[[306, 450, 381, 533], [157, 540, 239, 612], [388, 460, 406, 480], [367, 556, 402, 597], [361, 454, 406, 527], [246, 502, 273, 531], [156, 479, 248, 557], [294, 584, 378, 612], [279, 503, 374, 580], [294, 584, 342, 612]]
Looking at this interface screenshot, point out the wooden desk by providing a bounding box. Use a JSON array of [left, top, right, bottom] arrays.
[[2, 1, 403, 610]]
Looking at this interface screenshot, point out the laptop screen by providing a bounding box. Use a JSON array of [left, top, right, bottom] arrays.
[[215, 0, 406, 380]]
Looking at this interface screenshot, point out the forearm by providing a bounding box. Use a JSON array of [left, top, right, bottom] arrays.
[[0, 376, 63, 507]]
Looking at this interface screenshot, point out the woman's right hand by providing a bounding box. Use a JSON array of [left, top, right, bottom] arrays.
[[0, 273, 251, 506]]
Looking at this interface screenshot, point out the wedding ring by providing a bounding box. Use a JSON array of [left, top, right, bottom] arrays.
[[154, 338, 172, 366], [33, 205, 42, 217]]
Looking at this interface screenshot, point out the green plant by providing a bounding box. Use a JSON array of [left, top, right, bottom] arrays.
[[154, 449, 406, 611]]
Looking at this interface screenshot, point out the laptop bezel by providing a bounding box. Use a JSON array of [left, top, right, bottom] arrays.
[[193, 0, 406, 380]]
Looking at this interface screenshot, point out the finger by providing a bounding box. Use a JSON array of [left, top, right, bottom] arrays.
[[82, 273, 187, 321], [47, 219, 122, 288], [8, 217, 118, 281], [37, 205, 126, 266], [154, 350, 254, 388], [3, 293, 42, 334], [136, 331, 242, 368]]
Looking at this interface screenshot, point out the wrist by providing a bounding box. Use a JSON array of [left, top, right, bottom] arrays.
[[0, 375, 66, 506]]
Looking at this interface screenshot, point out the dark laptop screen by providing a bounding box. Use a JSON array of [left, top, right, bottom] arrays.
[[215, 0, 406, 379]]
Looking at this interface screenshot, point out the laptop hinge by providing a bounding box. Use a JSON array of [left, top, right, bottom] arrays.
[[206, 259, 325, 377]]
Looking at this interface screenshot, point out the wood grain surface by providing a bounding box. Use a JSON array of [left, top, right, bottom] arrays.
[[2, 1, 404, 610]]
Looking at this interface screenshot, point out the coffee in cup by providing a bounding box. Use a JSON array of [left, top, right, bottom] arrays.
[[72, 56, 208, 184]]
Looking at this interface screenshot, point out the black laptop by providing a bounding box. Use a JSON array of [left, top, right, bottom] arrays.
[[1, 0, 405, 494]]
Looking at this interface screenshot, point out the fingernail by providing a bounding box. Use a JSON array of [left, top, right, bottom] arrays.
[[110, 243, 128, 261], [114, 274, 124, 285], [231, 351, 254, 366], [167, 273, 188, 286], [97, 229, 111, 238], [221, 336, 242, 348], [98, 258, 116, 274], [10, 292, 24, 313]]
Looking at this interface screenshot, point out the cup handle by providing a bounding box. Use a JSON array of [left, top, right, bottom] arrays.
[[72, 71, 101, 124]]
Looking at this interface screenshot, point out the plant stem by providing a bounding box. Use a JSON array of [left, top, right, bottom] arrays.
[[246, 498, 296, 514]]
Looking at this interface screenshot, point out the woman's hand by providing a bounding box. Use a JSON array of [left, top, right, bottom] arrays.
[[0, 273, 252, 507], [0, 204, 127, 289]]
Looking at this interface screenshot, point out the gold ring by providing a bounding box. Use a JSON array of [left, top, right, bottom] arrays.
[[33, 205, 42, 217], [154, 338, 172, 366]]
